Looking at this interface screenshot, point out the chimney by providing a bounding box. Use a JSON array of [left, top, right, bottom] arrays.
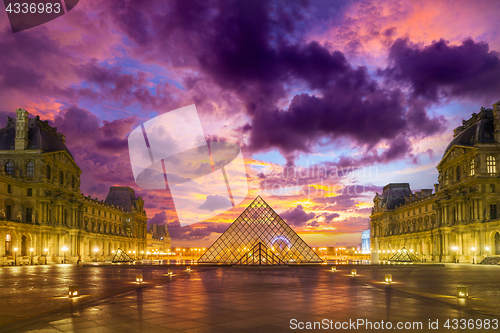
[[15, 108, 29, 150], [492, 101, 500, 142]]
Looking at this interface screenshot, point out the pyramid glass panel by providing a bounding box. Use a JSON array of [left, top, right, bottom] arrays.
[[112, 248, 134, 262], [198, 196, 323, 265], [388, 247, 419, 262]]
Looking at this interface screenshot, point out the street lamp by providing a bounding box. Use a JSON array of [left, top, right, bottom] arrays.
[[30, 248, 33, 265], [44, 248, 48, 265], [93, 247, 98, 262], [14, 247, 18, 266], [62, 246, 68, 264], [485, 246, 490, 257], [451, 246, 459, 263]]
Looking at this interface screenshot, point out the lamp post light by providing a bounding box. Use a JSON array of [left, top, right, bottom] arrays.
[[62, 246, 68, 264], [44, 248, 48, 265], [485, 246, 490, 257], [133, 250, 136, 260], [30, 248, 33, 265], [93, 247, 98, 262], [451, 246, 459, 263], [14, 247, 18, 266]]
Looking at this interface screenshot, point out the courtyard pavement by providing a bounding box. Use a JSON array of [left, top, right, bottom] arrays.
[[0, 263, 499, 332]]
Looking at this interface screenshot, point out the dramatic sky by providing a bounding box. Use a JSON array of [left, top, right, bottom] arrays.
[[1, 0, 500, 247]]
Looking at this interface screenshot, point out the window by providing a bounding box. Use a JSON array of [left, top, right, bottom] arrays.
[[5, 234, 11, 255], [444, 171, 448, 185], [63, 210, 68, 225], [26, 207, 33, 222], [413, 210, 415, 216], [452, 207, 456, 223], [6, 205, 12, 220], [491, 184, 496, 193], [26, 161, 34, 179], [490, 204, 497, 220], [46, 165, 51, 179], [92, 208, 95, 214], [470, 159, 475, 176], [470, 206, 474, 220], [27, 188, 32, 197], [425, 205, 428, 212], [5, 161, 13, 175], [59, 170, 64, 185], [71, 175, 75, 188], [487, 156, 496, 174], [7, 184, 11, 193], [419, 207, 421, 214], [456, 165, 461, 182]]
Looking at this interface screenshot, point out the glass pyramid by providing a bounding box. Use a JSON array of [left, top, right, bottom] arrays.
[[112, 248, 134, 262], [198, 196, 323, 265], [388, 247, 419, 262]]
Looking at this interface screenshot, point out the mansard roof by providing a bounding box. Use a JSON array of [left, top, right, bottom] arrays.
[[0, 115, 73, 159], [443, 108, 495, 158]]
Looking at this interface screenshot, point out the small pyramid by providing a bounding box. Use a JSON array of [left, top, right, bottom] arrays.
[[112, 248, 134, 262], [198, 196, 323, 265], [388, 247, 419, 262]]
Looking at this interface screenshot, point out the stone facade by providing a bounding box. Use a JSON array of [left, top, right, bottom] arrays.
[[371, 101, 500, 263], [146, 223, 171, 253], [0, 109, 148, 264]]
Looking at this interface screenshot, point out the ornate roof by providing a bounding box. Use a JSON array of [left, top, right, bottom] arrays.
[[443, 108, 495, 158], [0, 115, 73, 159]]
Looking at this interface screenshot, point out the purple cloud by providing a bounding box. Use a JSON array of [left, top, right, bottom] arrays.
[[280, 205, 316, 227], [382, 38, 500, 100]]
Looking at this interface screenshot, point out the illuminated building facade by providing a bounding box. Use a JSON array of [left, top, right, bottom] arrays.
[[0, 109, 148, 264], [146, 223, 171, 253], [371, 102, 500, 263]]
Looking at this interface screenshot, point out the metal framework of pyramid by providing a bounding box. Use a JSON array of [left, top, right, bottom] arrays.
[[389, 247, 419, 262], [112, 248, 134, 263], [198, 196, 323, 265], [235, 242, 287, 265]]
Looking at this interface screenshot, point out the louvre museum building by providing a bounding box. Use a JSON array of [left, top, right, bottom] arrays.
[[0, 108, 148, 264], [371, 102, 500, 263]]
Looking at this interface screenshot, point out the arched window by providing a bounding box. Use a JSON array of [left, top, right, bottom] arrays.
[[470, 159, 475, 176], [46, 165, 51, 180], [5, 161, 13, 175], [5, 234, 11, 255], [495, 232, 500, 255], [59, 170, 64, 185], [487, 156, 496, 174], [456, 165, 461, 182], [26, 161, 34, 179]]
